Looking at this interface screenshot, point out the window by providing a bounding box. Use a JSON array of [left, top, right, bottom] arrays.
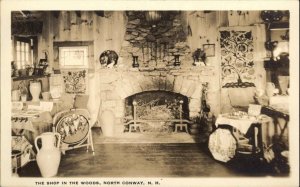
[[14, 37, 33, 69], [59, 46, 88, 69]]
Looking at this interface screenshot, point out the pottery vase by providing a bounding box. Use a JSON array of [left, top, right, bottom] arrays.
[[35, 132, 61, 177], [11, 90, 21, 101], [190, 125, 200, 135], [278, 76, 289, 95], [30, 81, 41, 102], [100, 110, 115, 137], [266, 82, 276, 97]]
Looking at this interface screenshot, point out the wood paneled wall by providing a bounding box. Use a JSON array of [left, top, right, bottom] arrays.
[[38, 11, 126, 71]]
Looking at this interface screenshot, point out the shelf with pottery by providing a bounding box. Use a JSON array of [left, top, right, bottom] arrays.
[[12, 74, 50, 81]]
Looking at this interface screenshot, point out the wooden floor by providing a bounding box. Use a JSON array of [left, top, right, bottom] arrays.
[[18, 142, 275, 177], [17, 127, 287, 177]]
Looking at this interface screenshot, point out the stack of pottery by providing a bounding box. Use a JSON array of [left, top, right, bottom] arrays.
[[189, 123, 200, 135], [35, 132, 61, 177]]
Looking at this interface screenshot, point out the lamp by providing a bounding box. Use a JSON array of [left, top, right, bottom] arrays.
[[145, 11, 162, 27]]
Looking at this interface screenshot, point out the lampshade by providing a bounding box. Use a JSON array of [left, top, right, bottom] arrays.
[[145, 11, 162, 24]]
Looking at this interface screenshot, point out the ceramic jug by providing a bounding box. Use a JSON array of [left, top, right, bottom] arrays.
[[266, 82, 276, 97], [35, 132, 61, 177], [12, 90, 21, 101], [30, 81, 41, 102]]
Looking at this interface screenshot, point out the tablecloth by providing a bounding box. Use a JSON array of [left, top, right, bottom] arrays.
[[215, 113, 271, 134], [12, 110, 53, 146]]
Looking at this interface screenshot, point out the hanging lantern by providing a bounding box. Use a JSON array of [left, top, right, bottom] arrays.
[[145, 11, 162, 27]]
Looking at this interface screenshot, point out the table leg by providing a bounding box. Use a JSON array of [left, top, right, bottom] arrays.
[[252, 123, 264, 159]]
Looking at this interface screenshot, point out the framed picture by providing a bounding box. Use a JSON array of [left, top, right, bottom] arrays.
[[203, 44, 215, 57], [59, 46, 89, 69]]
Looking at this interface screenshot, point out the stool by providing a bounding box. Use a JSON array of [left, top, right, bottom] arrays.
[[129, 124, 141, 133], [174, 123, 188, 133]]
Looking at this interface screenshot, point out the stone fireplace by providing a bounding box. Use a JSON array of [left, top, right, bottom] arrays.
[[95, 11, 220, 136], [98, 67, 216, 136]]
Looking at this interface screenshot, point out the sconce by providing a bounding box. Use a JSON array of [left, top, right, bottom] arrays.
[[132, 56, 139, 68]]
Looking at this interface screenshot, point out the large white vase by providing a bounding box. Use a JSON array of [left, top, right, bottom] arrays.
[[35, 132, 61, 177], [100, 110, 115, 137], [30, 81, 41, 102]]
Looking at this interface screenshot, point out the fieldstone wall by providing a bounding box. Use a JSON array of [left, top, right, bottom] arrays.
[[98, 66, 216, 135], [119, 11, 193, 68]]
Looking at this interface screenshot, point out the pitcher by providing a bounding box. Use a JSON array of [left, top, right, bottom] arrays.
[[35, 132, 61, 177], [266, 82, 276, 97]]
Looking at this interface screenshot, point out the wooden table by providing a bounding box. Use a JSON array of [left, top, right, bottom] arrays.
[[261, 106, 289, 140], [12, 109, 53, 146], [209, 113, 273, 162]]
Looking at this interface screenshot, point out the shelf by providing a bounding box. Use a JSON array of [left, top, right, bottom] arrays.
[[12, 74, 50, 81]]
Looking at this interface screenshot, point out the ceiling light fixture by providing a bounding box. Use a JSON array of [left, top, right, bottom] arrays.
[[145, 11, 162, 27]]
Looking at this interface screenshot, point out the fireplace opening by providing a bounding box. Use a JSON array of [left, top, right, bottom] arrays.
[[124, 91, 190, 133], [125, 91, 189, 120]]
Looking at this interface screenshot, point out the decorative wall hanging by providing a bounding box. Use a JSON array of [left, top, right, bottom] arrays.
[[220, 28, 255, 88], [62, 70, 87, 94], [99, 50, 118, 68]]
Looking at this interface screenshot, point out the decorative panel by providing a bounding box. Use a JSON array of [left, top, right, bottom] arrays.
[[220, 27, 255, 88], [61, 69, 88, 94]]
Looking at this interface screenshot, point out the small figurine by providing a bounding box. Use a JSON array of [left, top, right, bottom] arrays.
[[192, 48, 206, 66]]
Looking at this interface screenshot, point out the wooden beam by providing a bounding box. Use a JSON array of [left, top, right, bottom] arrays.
[[11, 21, 43, 36]]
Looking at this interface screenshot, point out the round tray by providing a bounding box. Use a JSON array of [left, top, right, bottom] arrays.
[[56, 113, 89, 145]]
